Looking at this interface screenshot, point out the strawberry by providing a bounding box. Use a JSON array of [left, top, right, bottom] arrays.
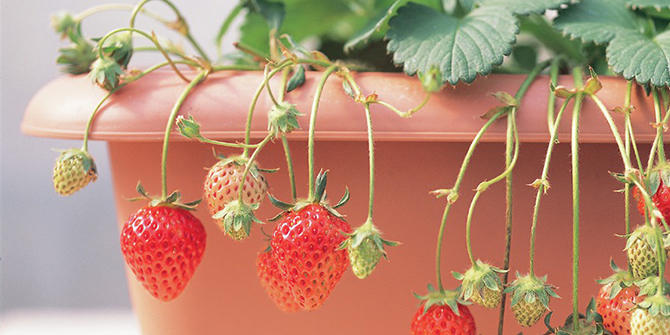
[[52, 148, 97, 195], [630, 295, 670, 335], [340, 220, 397, 279], [453, 261, 507, 309], [256, 249, 300, 312], [632, 164, 670, 224], [595, 259, 641, 335], [596, 284, 640, 335], [120, 186, 206, 301], [268, 170, 352, 310], [505, 273, 559, 327], [204, 155, 267, 211], [410, 286, 476, 335], [625, 225, 664, 280]]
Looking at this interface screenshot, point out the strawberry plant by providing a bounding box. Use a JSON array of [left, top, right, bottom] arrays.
[[40, 0, 670, 333]]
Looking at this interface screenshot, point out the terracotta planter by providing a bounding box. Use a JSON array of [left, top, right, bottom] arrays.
[[23, 71, 663, 334]]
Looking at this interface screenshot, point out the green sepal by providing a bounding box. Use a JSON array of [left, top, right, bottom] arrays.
[[313, 169, 328, 203], [333, 187, 350, 209], [545, 298, 607, 335], [505, 273, 559, 310], [583, 68, 602, 95], [597, 258, 635, 299], [637, 294, 670, 317], [454, 260, 507, 303], [268, 193, 294, 210], [286, 65, 305, 92], [56, 33, 97, 74], [131, 181, 200, 210], [89, 57, 124, 91], [213, 199, 263, 239], [176, 115, 201, 139], [624, 224, 662, 251], [100, 31, 133, 68], [413, 285, 468, 316], [636, 276, 670, 297], [418, 67, 443, 93], [268, 102, 301, 137], [342, 80, 355, 98], [51, 11, 79, 39]]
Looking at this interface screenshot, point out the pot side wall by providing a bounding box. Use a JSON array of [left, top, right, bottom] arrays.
[[109, 139, 660, 335]]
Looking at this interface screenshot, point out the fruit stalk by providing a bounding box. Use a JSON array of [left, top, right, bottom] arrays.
[[308, 64, 338, 199], [75, 3, 170, 24], [647, 89, 667, 171], [95, 27, 188, 82], [237, 134, 273, 201], [215, 2, 244, 59], [528, 95, 575, 275], [277, 68, 297, 201], [570, 67, 584, 331], [546, 57, 560, 131], [624, 81, 634, 235], [160, 70, 208, 199], [364, 103, 375, 220], [129, 0, 210, 62]]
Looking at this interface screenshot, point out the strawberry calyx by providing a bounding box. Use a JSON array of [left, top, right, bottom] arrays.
[[268, 102, 301, 138], [129, 182, 201, 211], [212, 199, 262, 240], [452, 260, 507, 307], [338, 219, 398, 279], [597, 259, 636, 299], [636, 294, 670, 317], [645, 161, 670, 197], [625, 225, 664, 254], [268, 170, 349, 221], [413, 284, 469, 316], [544, 298, 607, 335], [58, 148, 97, 176], [505, 273, 560, 311], [636, 276, 670, 297]]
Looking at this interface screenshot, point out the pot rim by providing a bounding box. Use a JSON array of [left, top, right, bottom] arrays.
[[22, 70, 658, 143]]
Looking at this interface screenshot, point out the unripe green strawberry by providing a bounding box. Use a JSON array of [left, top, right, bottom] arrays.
[[53, 148, 97, 196], [512, 298, 546, 327], [341, 221, 397, 279], [453, 261, 507, 309], [631, 308, 670, 334], [626, 225, 664, 280]]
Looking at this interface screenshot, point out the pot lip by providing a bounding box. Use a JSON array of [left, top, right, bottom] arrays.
[[22, 70, 658, 143]]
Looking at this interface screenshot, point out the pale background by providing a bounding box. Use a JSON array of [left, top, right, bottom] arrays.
[[1, 0, 240, 331]]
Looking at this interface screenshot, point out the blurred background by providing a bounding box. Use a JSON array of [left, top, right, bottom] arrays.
[[1, 1, 240, 333]]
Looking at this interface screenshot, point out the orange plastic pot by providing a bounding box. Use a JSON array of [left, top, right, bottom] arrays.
[[23, 71, 663, 334]]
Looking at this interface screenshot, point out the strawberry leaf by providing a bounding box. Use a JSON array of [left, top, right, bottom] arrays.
[[245, 0, 285, 31], [344, 0, 403, 53], [476, 0, 572, 15], [387, 2, 518, 85], [607, 30, 670, 86], [554, 0, 641, 44], [627, 0, 670, 9]]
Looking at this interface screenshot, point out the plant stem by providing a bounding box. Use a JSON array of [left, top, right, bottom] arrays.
[[308, 65, 339, 200], [211, 64, 262, 72], [160, 70, 208, 200], [129, 0, 211, 62], [547, 58, 560, 131], [570, 67, 584, 331], [238, 134, 273, 200], [281, 135, 297, 201], [81, 60, 191, 151], [96, 27, 189, 82], [364, 103, 375, 220], [648, 89, 667, 171], [242, 61, 293, 157], [529, 96, 575, 275], [215, 2, 244, 60], [75, 3, 170, 24], [434, 109, 507, 291], [624, 81, 633, 235], [194, 136, 260, 149]]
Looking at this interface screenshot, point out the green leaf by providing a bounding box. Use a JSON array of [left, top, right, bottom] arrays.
[[554, 0, 641, 44], [286, 65, 305, 92], [344, 0, 404, 53], [387, 3, 518, 85], [607, 30, 670, 86], [628, 0, 670, 9], [245, 0, 285, 30], [476, 0, 571, 15]]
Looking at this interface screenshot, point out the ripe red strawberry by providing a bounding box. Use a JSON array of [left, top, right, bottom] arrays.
[[410, 302, 476, 335], [120, 205, 206, 301], [632, 165, 670, 223], [256, 250, 300, 312], [596, 283, 641, 335], [271, 203, 351, 310], [203, 157, 268, 217]]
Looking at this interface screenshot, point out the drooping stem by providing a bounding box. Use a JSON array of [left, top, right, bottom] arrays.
[[546, 57, 560, 131], [281, 135, 297, 201], [434, 109, 507, 291], [655, 224, 667, 296], [75, 3, 170, 24], [465, 116, 519, 267], [242, 61, 293, 157], [82, 60, 193, 152], [129, 0, 211, 62], [160, 70, 208, 199], [96, 27, 189, 82], [624, 81, 634, 235], [238, 134, 273, 201], [647, 89, 667, 171], [529, 96, 575, 275], [308, 65, 339, 200], [570, 67, 584, 331], [215, 2, 244, 59], [364, 103, 375, 220]]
